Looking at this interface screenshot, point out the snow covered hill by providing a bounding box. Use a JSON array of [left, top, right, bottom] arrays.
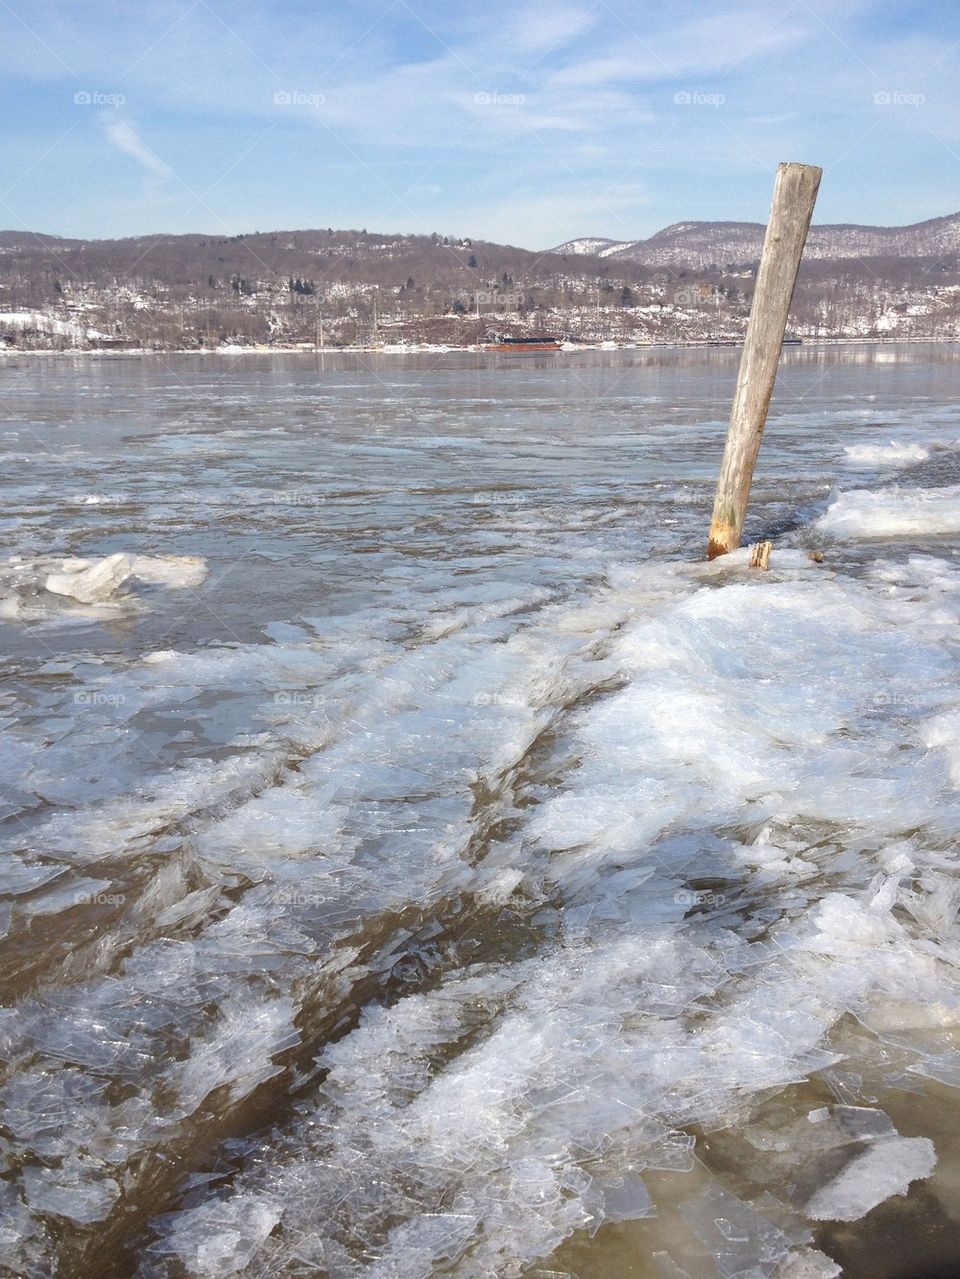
[[553, 212, 960, 267]]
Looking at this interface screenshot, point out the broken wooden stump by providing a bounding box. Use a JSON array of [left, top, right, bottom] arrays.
[[749, 540, 772, 570]]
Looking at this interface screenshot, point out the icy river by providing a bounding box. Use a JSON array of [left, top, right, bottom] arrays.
[[3, 344, 960, 1279]]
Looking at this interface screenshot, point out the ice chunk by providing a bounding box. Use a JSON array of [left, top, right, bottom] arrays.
[[1, 857, 67, 897], [778, 1247, 842, 1278], [149, 1193, 282, 1274], [474, 866, 525, 904], [45, 552, 134, 603], [806, 1105, 897, 1144], [818, 485, 960, 539], [19, 876, 114, 917], [805, 1136, 936, 1221], [898, 871, 960, 939], [11, 551, 207, 613], [596, 1169, 654, 1223], [0, 1068, 112, 1157], [377, 1212, 479, 1272], [22, 1156, 120, 1223], [130, 554, 208, 589], [679, 1182, 792, 1276], [170, 997, 300, 1114], [843, 442, 928, 466]]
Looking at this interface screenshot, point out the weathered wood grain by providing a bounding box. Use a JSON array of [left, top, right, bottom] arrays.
[[707, 162, 822, 559]]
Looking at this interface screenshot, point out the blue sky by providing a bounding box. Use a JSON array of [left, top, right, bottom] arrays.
[[0, 0, 957, 248]]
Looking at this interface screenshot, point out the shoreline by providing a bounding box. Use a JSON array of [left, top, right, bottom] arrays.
[[2, 336, 958, 357]]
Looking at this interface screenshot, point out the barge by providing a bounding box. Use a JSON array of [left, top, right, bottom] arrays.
[[483, 336, 562, 353]]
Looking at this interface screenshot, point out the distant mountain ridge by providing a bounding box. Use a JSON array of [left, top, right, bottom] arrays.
[[2, 212, 960, 349], [552, 212, 960, 268]]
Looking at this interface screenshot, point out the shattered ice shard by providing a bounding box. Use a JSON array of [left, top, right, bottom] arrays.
[[45, 553, 134, 604], [806, 1136, 937, 1221]]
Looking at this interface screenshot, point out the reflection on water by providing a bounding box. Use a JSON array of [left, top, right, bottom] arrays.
[[2, 344, 960, 1278]]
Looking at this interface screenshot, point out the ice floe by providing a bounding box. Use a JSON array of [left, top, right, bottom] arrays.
[[118, 561, 960, 1277], [806, 1136, 937, 1221], [818, 484, 960, 538], [6, 354, 960, 1279], [843, 441, 929, 465], [0, 551, 208, 617]]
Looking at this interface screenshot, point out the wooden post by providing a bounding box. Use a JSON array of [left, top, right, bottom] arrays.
[[707, 162, 822, 559]]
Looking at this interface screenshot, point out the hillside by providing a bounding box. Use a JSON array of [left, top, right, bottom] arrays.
[[553, 212, 960, 269], [1, 214, 959, 350]]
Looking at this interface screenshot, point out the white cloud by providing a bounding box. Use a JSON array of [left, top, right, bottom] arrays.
[[548, 10, 813, 87], [101, 117, 172, 185], [501, 5, 602, 56], [1, 0, 958, 241]]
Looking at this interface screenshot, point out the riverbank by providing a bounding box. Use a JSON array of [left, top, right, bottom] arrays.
[[3, 335, 959, 357]]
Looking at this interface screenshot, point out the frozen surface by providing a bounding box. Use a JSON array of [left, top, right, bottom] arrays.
[[843, 441, 929, 465], [2, 551, 209, 617], [2, 347, 959, 1279], [806, 1137, 937, 1221], [818, 484, 960, 538], [779, 1249, 843, 1279], [45, 551, 135, 602]]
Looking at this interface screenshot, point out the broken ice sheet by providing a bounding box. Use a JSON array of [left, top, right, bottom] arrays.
[[593, 1169, 655, 1224], [713, 1102, 918, 1223], [0, 1068, 112, 1157], [148, 1193, 283, 1275], [18, 875, 114, 917], [778, 1248, 842, 1279], [641, 1130, 697, 1174], [0, 855, 67, 896], [743, 1104, 897, 1155], [12, 404, 960, 1279], [905, 1051, 960, 1087], [168, 997, 300, 1115], [806, 1105, 897, 1144], [377, 1211, 479, 1272], [805, 1136, 937, 1221], [678, 1183, 792, 1278], [22, 1155, 120, 1224]]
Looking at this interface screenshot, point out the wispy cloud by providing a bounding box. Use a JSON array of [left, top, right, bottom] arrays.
[[101, 116, 172, 188], [0, 0, 957, 243]]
